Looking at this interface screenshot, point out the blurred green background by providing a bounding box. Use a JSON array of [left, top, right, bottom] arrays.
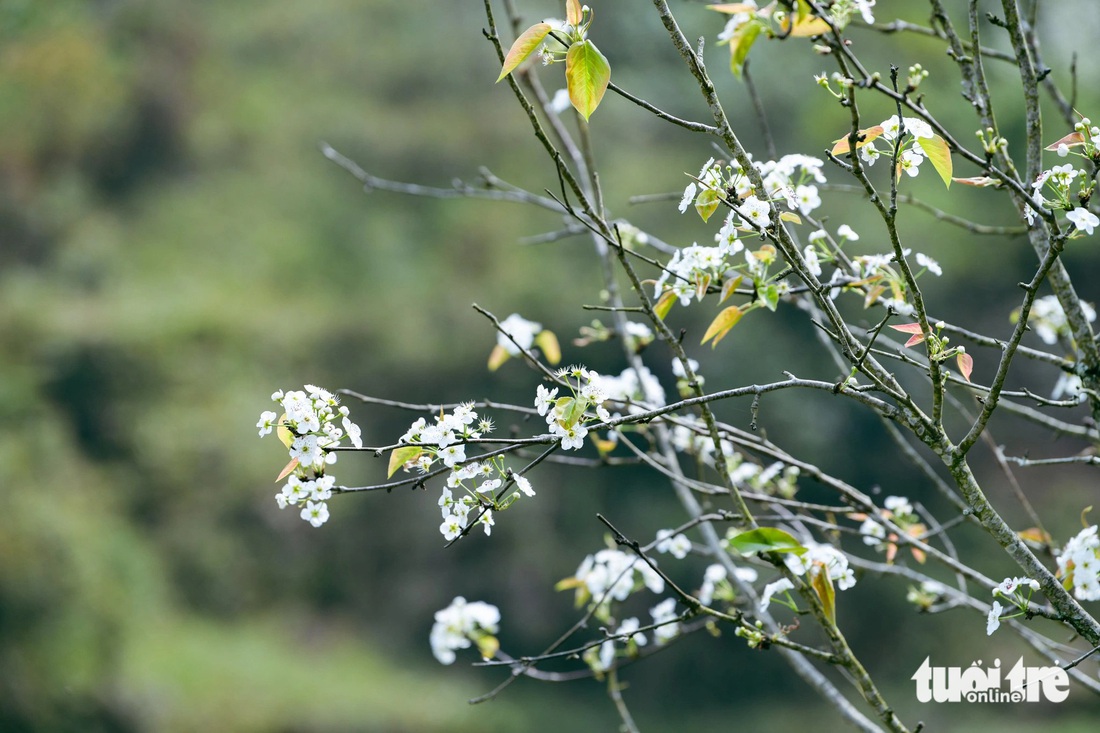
[[2, 0, 1099, 730]]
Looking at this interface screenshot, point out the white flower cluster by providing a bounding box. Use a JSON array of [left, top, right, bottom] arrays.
[[717, 1, 873, 45], [497, 313, 542, 355], [857, 115, 935, 177], [437, 459, 534, 542], [1056, 525, 1100, 601], [906, 580, 945, 610], [697, 563, 758, 606], [1026, 162, 1098, 234], [649, 597, 680, 644], [1027, 294, 1096, 346], [655, 529, 692, 559], [680, 154, 827, 225], [430, 596, 501, 665], [257, 385, 363, 527], [398, 403, 533, 541], [573, 548, 665, 604], [787, 541, 857, 591], [400, 402, 488, 470], [536, 365, 658, 451], [859, 495, 916, 548], [586, 616, 648, 673], [653, 239, 741, 308], [759, 543, 856, 613]]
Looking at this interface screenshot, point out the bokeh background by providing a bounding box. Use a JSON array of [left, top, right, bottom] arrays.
[[3, 0, 1100, 730]]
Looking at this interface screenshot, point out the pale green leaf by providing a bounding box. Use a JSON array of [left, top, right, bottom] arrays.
[[695, 187, 720, 222], [701, 305, 744, 347], [727, 527, 807, 556], [387, 446, 423, 478], [719, 274, 744, 304], [496, 23, 552, 82], [535, 329, 561, 365], [707, 3, 758, 14], [811, 566, 836, 625], [566, 40, 611, 121], [917, 134, 953, 188], [654, 289, 678, 320], [761, 282, 780, 312], [729, 21, 761, 78], [487, 343, 510, 371], [277, 415, 294, 450]]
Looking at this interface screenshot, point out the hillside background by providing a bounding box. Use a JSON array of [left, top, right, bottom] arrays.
[[2, 1, 1099, 730]]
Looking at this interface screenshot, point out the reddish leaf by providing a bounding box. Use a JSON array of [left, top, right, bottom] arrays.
[[863, 283, 886, 309], [889, 323, 926, 348], [566, 0, 583, 27], [952, 176, 1001, 187], [831, 126, 884, 155], [1045, 131, 1087, 151], [957, 351, 974, 382], [276, 458, 299, 482]]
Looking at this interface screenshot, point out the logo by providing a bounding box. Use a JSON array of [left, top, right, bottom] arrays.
[[912, 657, 1069, 703]]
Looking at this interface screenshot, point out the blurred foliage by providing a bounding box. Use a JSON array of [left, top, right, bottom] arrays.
[[1, 0, 1099, 730]]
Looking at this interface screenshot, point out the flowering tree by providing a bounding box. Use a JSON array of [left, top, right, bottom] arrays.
[[258, 1, 1100, 729]]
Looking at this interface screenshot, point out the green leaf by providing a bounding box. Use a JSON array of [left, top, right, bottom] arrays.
[[917, 134, 953, 187], [553, 396, 586, 428], [728, 20, 761, 78], [779, 211, 802, 224], [695, 187, 720, 222], [727, 527, 807, 556], [566, 40, 611, 121], [475, 634, 500, 661], [701, 305, 744, 347], [761, 282, 780, 312], [535, 329, 561, 365], [387, 446, 423, 478], [811, 566, 836, 625], [496, 23, 552, 82]]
